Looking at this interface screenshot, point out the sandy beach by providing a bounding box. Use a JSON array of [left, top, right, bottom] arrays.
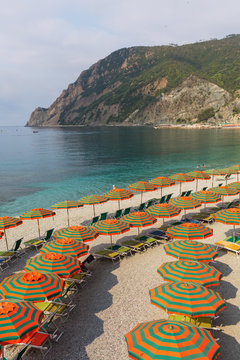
[[1, 174, 240, 359]]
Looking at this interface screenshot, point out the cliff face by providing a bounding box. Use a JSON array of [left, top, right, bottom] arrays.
[[27, 35, 240, 127]]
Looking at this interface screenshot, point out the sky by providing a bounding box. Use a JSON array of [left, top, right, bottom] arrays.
[[0, 0, 239, 126]]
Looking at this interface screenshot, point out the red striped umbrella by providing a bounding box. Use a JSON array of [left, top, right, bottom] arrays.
[[187, 171, 211, 191], [157, 261, 223, 287], [105, 188, 133, 209], [0, 301, 44, 358], [25, 252, 81, 278], [191, 190, 222, 208], [149, 282, 225, 318], [169, 173, 194, 194], [149, 177, 175, 197], [164, 240, 218, 262], [52, 200, 83, 226], [20, 208, 55, 237], [169, 196, 202, 216], [128, 181, 157, 203], [125, 320, 220, 360], [213, 208, 240, 242], [166, 222, 213, 240], [121, 211, 157, 235], [40, 238, 89, 258], [0, 272, 64, 302], [80, 195, 108, 216], [146, 203, 181, 224], [91, 219, 131, 245], [0, 217, 22, 250], [53, 225, 99, 242]]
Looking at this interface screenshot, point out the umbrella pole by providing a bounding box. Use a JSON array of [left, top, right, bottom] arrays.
[[137, 227, 140, 236], [110, 235, 113, 247], [180, 183, 182, 195], [118, 200, 120, 210], [141, 192, 143, 204], [161, 187, 163, 198], [4, 229, 9, 250], [93, 205, 95, 217], [37, 219, 40, 238], [196, 179, 198, 192], [233, 225, 236, 243], [67, 208, 70, 227], [212, 176, 214, 187]]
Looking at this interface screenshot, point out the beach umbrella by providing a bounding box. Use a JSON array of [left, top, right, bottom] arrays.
[[0, 301, 44, 358], [191, 190, 222, 208], [229, 165, 240, 180], [0, 217, 22, 250], [169, 196, 202, 216], [187, 171, 211, 191], [149, 176, 175, 197], [40, 238, 89, 258], [204, 169, 221, 187], [51, 200, 83, 227], [210, 185, 239, 202], [80, 195, 108, 216], [149, 282, 225, 318], [128, 181, 157, 203], [25, 252, 81, 278], [146, 203, 181, 224], [91, 219, 131, 246], [121, 211, 157, 235], [157, 260, 223, 287], [169, 173, 194, 194], [125, 319, 220, 360], [20, 208, 56, 238], [166, 222, 213, 240], [53, 225, 99, 242], [228, 181, 240, 190], [163, 240, 217, 262], [104, 188, 133, 210], [213, 208, 240, 242], [0, 271, 64, 302]]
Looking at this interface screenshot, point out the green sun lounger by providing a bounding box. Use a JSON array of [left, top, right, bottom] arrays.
[[105, 244, 133, 256], [121, 239, 146, 252], [135, 235, 158, 247], [93, 249, 122, 262], [24, 228, 54, 249], [168, 314, 217, 330]]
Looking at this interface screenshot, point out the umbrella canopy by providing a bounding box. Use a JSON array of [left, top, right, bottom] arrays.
[[128, 181, 157, 203], [0, 216, 23, 250], [204, 169, 221, 187], [169, 196, 202, 215], [125, 320, 220, 360], [157, 261, 223, 287], [149, 282, 225, 318], [164, 240, 218, 262], [0, 301, 44, 345], [228, 181, 240, 190], [0, 271, 64, 302], [213, 208, 240, 242], [80, 195, 108, 216], [210, 185, 239, 197], [187, 171, 211, 191], [40, 238, 89, 258], [149, 177, 175, 197], [121, 211, 157, 235], [191, 190, 222, 205], [53, 225, 99, 243], [169, 173, 194, 194], [20, 208, 56, 237], [146, 203, 181, 224], [52, 200, 83, 227], [91, 219, 131, 245], [105, 188, 133, 209], [166, 222, 213, 240], [25, 253, 81, 278]]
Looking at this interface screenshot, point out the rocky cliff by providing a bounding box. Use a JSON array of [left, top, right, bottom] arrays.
[[27, 35, 240, 127]]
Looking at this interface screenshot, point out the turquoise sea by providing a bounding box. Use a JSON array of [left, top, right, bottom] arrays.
[[1, 126, 240, 216]]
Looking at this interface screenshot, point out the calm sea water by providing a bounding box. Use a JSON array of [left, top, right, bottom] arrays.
[[0, 126, 240, 216]]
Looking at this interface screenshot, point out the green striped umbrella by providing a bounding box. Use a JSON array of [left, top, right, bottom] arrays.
[[80, 195, 108, 216], [204, 169, 221, 187], [149, 177, 175, 197], [229, 165, 240, 180], [0, 217, 22, 250], [128, 181, 157, 203], [146, 203, 181, 225], [0, 271, 64, 302], [187, 171, 211, 191], [213, 208, 240, 242], [191, 190, 222, 208], [52, 200, 83, 227], [53, 225, 99, 242], [40, 238, 89, 258], [157, 261, 223, 287], [121, 211, 157, 235], [228, 181, 240, 190], [125, 320, 220, 360], [20, 208, 56, 237], [169, 196, 202, 216], [164, 240, 217, 262], [166, 222, 213, 240], [25, 252, 81, 278], [210, 185, 239, 203], [169, 173, 194, 194], [218, 168, 236, 184], [105, 188, 133, 210], [149, 282, 225, 318], [91, 219, 131, 245]]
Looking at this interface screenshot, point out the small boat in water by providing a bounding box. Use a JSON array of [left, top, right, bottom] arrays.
[[33, 131, 39, 133]]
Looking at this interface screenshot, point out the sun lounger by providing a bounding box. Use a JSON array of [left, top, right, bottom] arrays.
[[122, 207, 131, 215], [93, 249, 122, 262], [224, 235, 240, 243], [190, 213, 215, 224], [88, 216, 99, 225], [105, 244, 133, 256], [135, 235, 159, 247], [0, 238, 24, 260], [202, 187, 208, 191], [147, 229, 169, 242], [215, 240, 240, 255], [136, 202, 146, 211], [24, 228, 54, 249], [16, 331, 52, 358], [99, 212, 108, 220], [158, 196, 166, 204], [113, 209, 123, 219], [40, 315, 63, 342], [121, 239, 146, 252], [180, 191, 187, 197], [146, 199, 156, 208], [168, 314, 219, 330], [165, 193, 173, 203]]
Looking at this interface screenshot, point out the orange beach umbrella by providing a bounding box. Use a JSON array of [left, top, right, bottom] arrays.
[[20, 208, 55, 238], [128, 181, 157, 203], [52, 200, 83, 227], [0, 217, 22, 250], [91, 218, 131, 245], [146, 203, 181, 224], [166, 222, 213, 241], [169, 196, 202, 216], [149, 176, 175, 197], [213, 208, 240, 242], [40, 238, 89, 258], [105, 188, 133, 209], [169, 173, 194, 194], [80, 195, 108, 216], [188, 171, 211, 191], [164, 240, 217, 262], [121, 211, 157, 235], [53, 225, 99, 243]]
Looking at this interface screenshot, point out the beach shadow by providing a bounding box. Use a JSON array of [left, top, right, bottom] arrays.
[[215, 280, 238, 301], [215, 302, 240, 327], [216, 331, 240, 359], [212, 260, 232, 276]]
